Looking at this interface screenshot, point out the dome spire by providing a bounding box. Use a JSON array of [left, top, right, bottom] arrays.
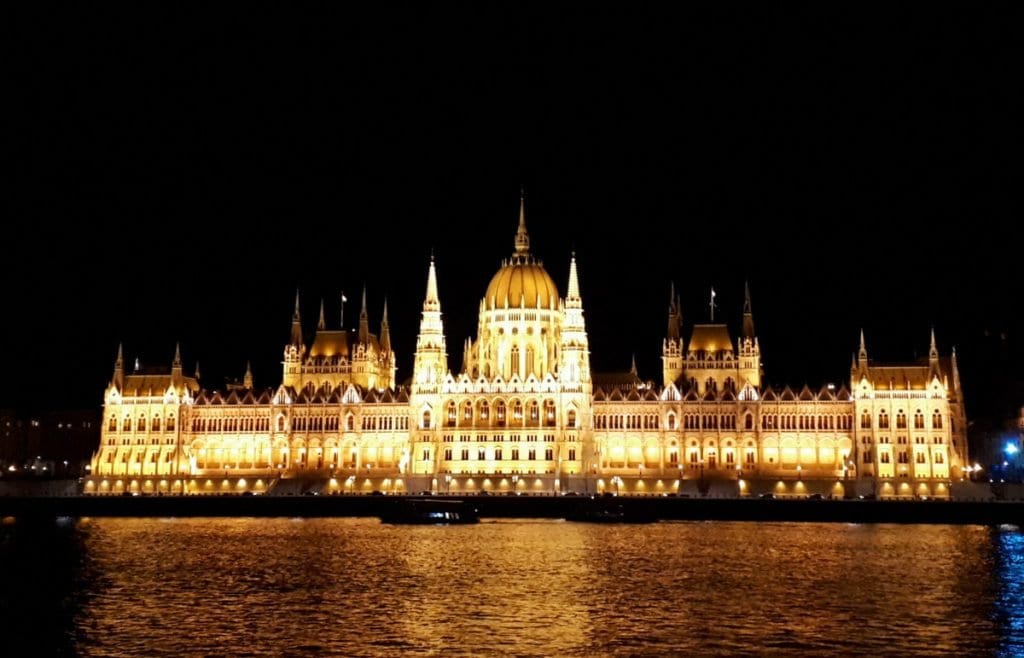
[[318, 298, 326, 330], [514, 186, 530, 256]]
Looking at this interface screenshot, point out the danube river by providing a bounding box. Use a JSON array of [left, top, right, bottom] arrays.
[[2, 518, 1022, 656]]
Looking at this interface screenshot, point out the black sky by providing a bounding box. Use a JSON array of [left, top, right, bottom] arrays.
[[6, 4, 1023, 421]]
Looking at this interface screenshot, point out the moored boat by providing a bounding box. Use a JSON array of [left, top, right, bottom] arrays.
[[379, 499, 480, 525]]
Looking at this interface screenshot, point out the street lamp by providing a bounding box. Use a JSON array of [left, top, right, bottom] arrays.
[[445, 473, 452, 493]]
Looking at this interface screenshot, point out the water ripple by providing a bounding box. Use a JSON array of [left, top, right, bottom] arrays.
[[1, 519, 1020, 656]]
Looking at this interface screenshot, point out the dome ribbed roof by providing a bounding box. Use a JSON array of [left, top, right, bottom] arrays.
[[485, 260, 559, 310]]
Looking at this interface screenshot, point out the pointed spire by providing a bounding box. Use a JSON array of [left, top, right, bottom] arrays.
[[290, 289, 303, 347], [630, 353, 638, 377], [380, 298, 391, 352], [858, 329, 868, 365], [359, 285, 370, 343], [930, 327, 938, 356], [514, 186, 530, 256], [566, 252, 582, 309], [194, 361, 201, 380], [741, 281, 756, 339], [424, 255, 440, 309], [173, 341, 182, 368], [318, 299, 326, 330], [243, 361, 253, 389], [112, 343, 124, 390], [666, 282, 681, 341]]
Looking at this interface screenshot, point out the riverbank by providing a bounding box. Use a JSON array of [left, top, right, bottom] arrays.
[[3, 493, 1024, 525]]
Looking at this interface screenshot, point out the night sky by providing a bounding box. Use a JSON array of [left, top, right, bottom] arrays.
[[7, 5, 1023, 422]]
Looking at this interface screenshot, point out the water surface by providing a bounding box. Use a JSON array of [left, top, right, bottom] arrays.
[[1, 518, 1021, 656]]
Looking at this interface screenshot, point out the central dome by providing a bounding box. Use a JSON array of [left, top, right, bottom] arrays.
[[485, 259, 560, 310], [484, 192, 561, 310]]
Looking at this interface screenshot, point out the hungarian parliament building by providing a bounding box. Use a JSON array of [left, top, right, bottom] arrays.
[[87, 199, 969, 498]]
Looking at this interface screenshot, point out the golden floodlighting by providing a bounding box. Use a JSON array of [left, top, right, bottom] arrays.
[[84, 207, 966, 500]]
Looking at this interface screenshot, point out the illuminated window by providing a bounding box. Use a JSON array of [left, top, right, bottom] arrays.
[[447, 402, 457, 427], [896, 411, 907, 429], [152, 416, 161, 432], [123, 417, 131, 431], [463, 402, 473, 423], [137, 416, 146, 431], [932, 411, 943, 429], [916, 452, 926, 464], [568, 448, 576, 461], [496, 401, 506, 426], [567, 410, 577, 428], [878, 411, 889, 429], [512, 448, 520, 460], [914, 411, 924, 429], [108, 416, 117, 431], [512, 400, 523, 421], [935, 453, 944, 464], [495, 448, 503, 460], [881, 453, 890, 464], [544, 448, 553, 460], [529, 401, 539, 423]]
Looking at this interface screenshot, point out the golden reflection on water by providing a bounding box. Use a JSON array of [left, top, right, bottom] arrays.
[[2, 518, 1019, 656]]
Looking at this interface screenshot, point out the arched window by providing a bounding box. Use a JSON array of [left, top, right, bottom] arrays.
[[567, 409, 577, 428], [914, 410, 925, 429], [525, 346, 535, 377], [528, 400, 539, 424], [346, 414, 355, 432], [276, 415, 285, 432], [137, 416, 146, 431], [511, 346, 520, 377], [422, 410, 431, 429], [544, 400, 556, 426], [446, 402, 457, 427], [745, 413, 753, 430], [463, 401, 473, 423], [896, 411, 907, 429], [152, 416, 161, 432], [667, 413, 676, 431], [496, 400, 507, 426], [705, 377, 717, 393], [512, 400, 523, 421], [861, 412, 871, 429], [932, 411, 943, 429], [108, 416, 117, 431], [478, 400, 489, 421], [879, 411, 889, 429]]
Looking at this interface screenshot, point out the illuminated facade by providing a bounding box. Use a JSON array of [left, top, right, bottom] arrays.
[[87, 197, 968, 498]]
